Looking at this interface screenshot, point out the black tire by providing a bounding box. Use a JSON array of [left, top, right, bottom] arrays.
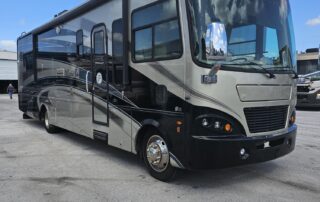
[[42, 109, 59, 134], [142, 130, 176, 182]]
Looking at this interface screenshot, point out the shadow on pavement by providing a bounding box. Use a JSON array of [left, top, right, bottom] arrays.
[[23, 118, 279, 186]]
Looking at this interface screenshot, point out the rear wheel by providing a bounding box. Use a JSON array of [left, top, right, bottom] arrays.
[[142, 131, 176, 181], [43, 109, 58, 134]]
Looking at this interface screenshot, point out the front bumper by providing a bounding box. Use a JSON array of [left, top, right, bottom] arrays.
[[185, 125, 297, 170]]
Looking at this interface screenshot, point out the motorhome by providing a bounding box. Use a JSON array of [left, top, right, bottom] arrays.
[[18, 0, 297, 181]]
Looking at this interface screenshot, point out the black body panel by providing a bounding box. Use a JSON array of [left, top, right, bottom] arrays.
[[16, 0, 297, 173], [184, 125, 297, 170]]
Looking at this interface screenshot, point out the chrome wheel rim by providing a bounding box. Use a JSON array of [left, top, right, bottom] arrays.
[[146, 135, 169, 172], [44, 112, 49, 129]]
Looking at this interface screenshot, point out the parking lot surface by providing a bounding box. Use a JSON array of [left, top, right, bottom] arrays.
[[0, 94, 319, 202]]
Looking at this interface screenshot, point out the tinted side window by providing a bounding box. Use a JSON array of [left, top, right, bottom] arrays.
[[76, 30, 83, 45], [112, 19, 123, 63], [132, 0, 182, 62], [154, 20, 181, 59], [76, 30, 84, 56], [38, 29, 76, 54], [135, 28, 152, 61], [18, 35, 33, 55], [112, 19, 125, 85], [132, 0, 177, 29], [17, 35, 34, 84]]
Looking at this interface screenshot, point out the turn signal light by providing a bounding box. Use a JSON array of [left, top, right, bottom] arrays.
[[224, 123, 233, 133], [289, 111, 296, 126], [176, 120, 183, 134]]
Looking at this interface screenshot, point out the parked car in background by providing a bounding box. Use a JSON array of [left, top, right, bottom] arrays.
[[297, 71, 320, 108]]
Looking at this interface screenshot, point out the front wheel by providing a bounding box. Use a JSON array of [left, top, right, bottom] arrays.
[[142, 132, 176, 181]]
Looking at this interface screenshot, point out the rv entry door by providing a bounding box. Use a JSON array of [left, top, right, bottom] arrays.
[[91, 24, 109, 126]]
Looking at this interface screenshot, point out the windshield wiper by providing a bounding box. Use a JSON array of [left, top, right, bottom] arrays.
[[221, 62, 276, 79]]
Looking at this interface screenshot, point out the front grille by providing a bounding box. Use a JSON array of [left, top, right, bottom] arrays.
[[244, 105, 288, 133], [297, 86, 310, 93]]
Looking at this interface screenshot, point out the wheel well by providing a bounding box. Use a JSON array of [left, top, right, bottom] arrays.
[[135, 125, 159, 155]]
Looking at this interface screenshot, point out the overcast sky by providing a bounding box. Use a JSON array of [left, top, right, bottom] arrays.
[[0, 0, 319, 52]]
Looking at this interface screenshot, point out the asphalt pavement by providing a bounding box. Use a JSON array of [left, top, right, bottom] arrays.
[[0, 94, 319, 202]]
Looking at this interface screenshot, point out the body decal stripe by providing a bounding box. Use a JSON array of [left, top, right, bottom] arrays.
[[149, 62, 240, 118]]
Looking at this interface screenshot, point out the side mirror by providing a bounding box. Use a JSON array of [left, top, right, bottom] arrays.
[[205, 22, 228, 61]]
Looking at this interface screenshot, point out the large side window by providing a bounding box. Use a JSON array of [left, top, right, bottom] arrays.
[[76, 30, 84, 57], [17, 35, 34, 83], [18, 34, 33, 55], [112, 19, 124, 84], [135, 28, 152, 61], [132, 0, 182, 62], [38, 28, 76, 54], [112, 19, 123, 63], [154, 20, 181, 59]]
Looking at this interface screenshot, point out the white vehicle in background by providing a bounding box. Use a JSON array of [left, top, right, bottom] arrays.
[[297, 71, 320, 108]]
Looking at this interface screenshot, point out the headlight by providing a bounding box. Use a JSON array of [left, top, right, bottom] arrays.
[[198, 116, 234, 134], [202, 118, 209, 127], [316, 93, 320, 100], [192, 107, 246, 137]]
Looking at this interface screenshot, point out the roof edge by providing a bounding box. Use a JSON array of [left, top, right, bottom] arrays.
[[18, 0, 109, 40]]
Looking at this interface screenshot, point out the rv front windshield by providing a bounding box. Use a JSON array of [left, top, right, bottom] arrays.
[[187, 0, 297, 72]]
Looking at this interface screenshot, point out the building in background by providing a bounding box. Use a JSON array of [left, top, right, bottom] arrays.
[[297, 48, 319, 75], [0, 51, 17, 93]]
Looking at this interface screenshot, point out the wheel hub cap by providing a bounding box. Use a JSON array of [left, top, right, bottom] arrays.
[[146, 135, 169, 172]]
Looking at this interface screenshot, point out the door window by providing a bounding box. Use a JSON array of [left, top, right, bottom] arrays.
[[94, 31, 105, 55]]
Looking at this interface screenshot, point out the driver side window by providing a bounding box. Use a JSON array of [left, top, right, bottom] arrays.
[[132, 0, 182, 62]]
